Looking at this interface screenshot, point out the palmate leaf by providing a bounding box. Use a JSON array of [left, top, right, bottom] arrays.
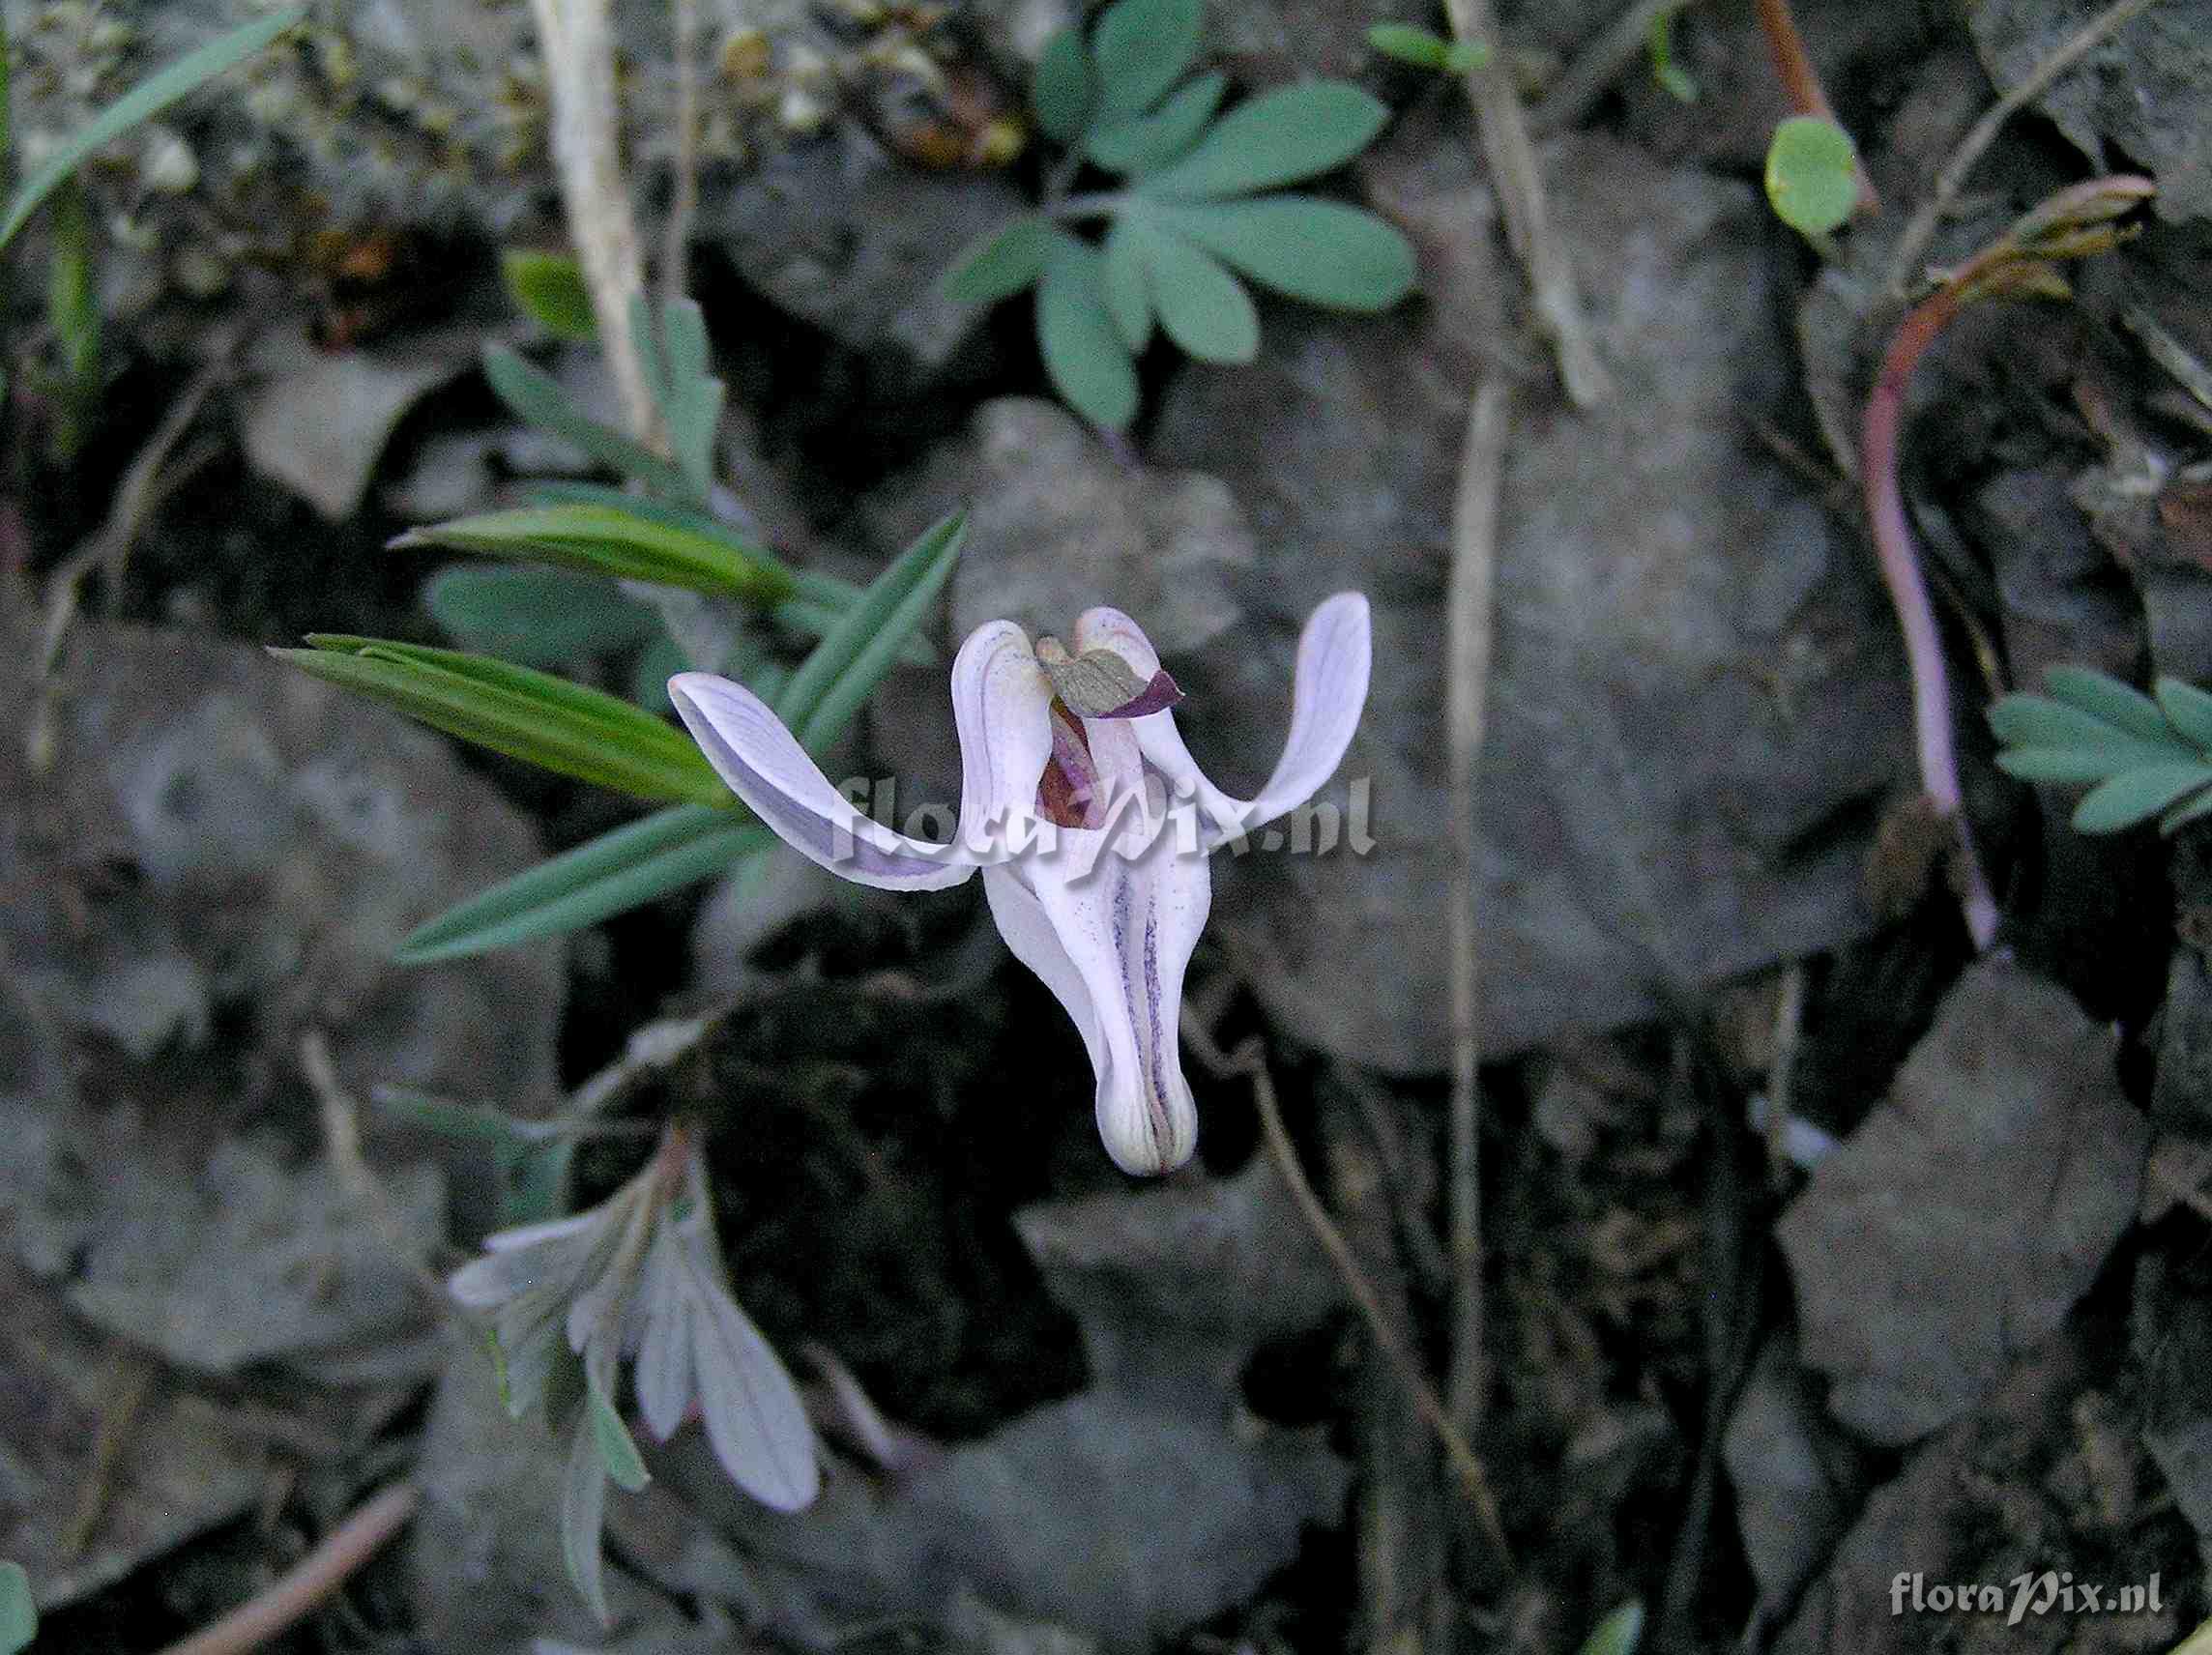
[[276, 637, 733, 805], [1136, 81, 1391, 201], [1150, 195, 1416, 309], [942, 215, 1057, 305], [0, 6, 305, 255], [1087, 71, 1224, 176], [395, 501, 795, 603], [1090, 0, 1204, 124], [1037, 232, 1139, 429]]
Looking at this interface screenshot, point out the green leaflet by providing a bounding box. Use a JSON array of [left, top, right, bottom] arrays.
[[1136, 81, 1391, 200], [630, 293, 723, 504], [1032, 27, 1094, 143], [1037, 232, 1139, 429], [1367, 23, 1485, 73], [942, 215, 1057, 304], [276, 637, 733, 806], [1090, 0, 1204, 123], [1763, 115, 1858, 236], [1101, 215, 1154, 352], [1087, 72, 1224, 176], [1150, 194, 1416, 309], [1139, 222, 1257, 363], [0, 1561, 33, 1655], [395, 501, 795, 602], [502, 248, 597, 339], [482, 345, 697, 503], [2075, 764, 2212, 833]]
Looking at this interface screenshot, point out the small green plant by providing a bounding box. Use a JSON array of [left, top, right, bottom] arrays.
[[1644, 7, 1698, 102], [1989, 667, 2212, 833], [0, 1561, 33, 1655], [1762, 113, 1860, 237], [1366, 21, 1486, 73], [942, 0, 1416, 429]]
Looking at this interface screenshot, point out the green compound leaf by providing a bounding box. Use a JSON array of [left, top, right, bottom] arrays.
[[1763, 114, 1859, 236], [1152, 194, 1416, 309], [502, 248, 597, 339], [483, 345, 695, 502], [276, 638, 734, 806], [2043, 666, 2170, 743], [395, 502, 795, 603], [0, 1561, 34, 1655], [2074, 764, 2212, 834], [396, 805, 772, 964], [1137, 80, 1390, 200], [1032, 27, 1094, 143], [1087, 71, 1224, 176], [1142, 225, 1258, 363], [942, 215, 1057, 304], [1091, 0, 1204, 124], [425, 565, 662, 666], [0, 5, 305, 256], [1102, 215, 1154, 352], [2157, 678, 2212, 753], [1037, 232, 1140, 429]]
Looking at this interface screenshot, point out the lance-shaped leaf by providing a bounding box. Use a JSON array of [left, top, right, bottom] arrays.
[[482, 345, 697, 503], [631, 293, 723, 505], [2043, 665, 2170, 741], [1135, 81, 1391, 201], [943, 215, 1057, 305], [395, 502, 795, 603], [1151, 195, 1417, 310], [1091, 0, 1203, 123], [502, 248, 597, 339], [2074, 763, 2212, 833], [1037, 233, 1139, 429], [1101, 216, 1154, 352], [2158, 678, 2212, 752], [425, 566, 663, 665], [0, 6, 305, 255], [1031, 27, 1093, 143], [275, 637, 735, 804], [1087, 71, 1223, 175]]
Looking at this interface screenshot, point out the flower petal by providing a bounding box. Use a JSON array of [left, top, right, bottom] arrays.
[[1018, 836, 1208, 1176], [949, 621, 1057, 839], [669, 672, 975, 889], [981, 864, 1106, 1080], [1076, 592, 1371, 849]]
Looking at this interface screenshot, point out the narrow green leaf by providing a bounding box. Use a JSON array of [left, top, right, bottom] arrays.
[[1091, 0, 1204, 123], [0, 5, 305, 255], [1032, 28, 1094, 143], [396, 502, 794, 603], [1144, 228, 1259, 363], [1087, 71, 1223, 175], [1137, 81, 1391, 201], [398, 806, 770, 963], [1152, 195, 1416, 309], [632, 294, 722, 504], [1037, 232, 1140, 429], [796, 529, 964, 754], [502, 248, 597, 339], [276, 638, 733, 805], [942, 215, 1057, 305], [779, 513, 967, 750], [589, 1386, 653, 1492], [1576, 1601, 1644, 1655], [1367, 23, 1454, 71], [1101, 215, 1154, 352], [521, 480, 797, 594], [2043, 666, 2169, 743], [0, 1561, 33, 1655], [1763, 115, 1858, 236], [425, 566, 662, 665], [2074, 764, 2212, 833], [482, 345, 695, 502], [1986, 692, 2189, 762], [2157, 678, 2212, 753]]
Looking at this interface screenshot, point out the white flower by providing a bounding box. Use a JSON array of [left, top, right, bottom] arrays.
[[668, 592, 1373, 1176]]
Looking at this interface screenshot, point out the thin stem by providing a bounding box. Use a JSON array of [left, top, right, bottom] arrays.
[[1444, 378, 1508, 1449], [153, 1482, 420, 1655], [1886, 0, 2166, 296], [1043, 191, 1123, 223], [1441, 0, 1610, 408], [1859, 285, 1999, 949]]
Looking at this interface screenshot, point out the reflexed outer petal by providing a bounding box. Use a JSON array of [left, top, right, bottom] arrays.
[[668, 673, 976, 889], [1076, 592, 1372, 849], [950, 621, 1057, 846], [1023, 833, 1208, 1175]]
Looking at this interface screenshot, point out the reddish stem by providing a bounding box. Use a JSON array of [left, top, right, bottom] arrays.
[[1755, 0, 1881, 214], [1860, 286, 1999, 950]]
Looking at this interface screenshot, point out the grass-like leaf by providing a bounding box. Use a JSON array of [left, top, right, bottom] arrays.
[[2074, 763, 2212, 833], [425, 566, 661, 666], [1144, 227, 1258, 363], [1764, 115, 1858, 236], [395, 806, 773, 964], [482, 345, 696, 502], [1033, 27, 1094, 143], [0, 1561, 33, 1655], [1091, 0, 1204, 124], [395, 502, 795, 603], [1136, 81, 1390, 200], [1102, 216, 1154, 352], [0, 6, 305, 256], [785, 514, 967, 751], [942, 215, 1057, 305], [502, 248, 597, 339], [1087, 70, 1223, 175], [1037, 232, 1139, 429], [276, 637, 734, 805], [1154, 195, 1416, 308]]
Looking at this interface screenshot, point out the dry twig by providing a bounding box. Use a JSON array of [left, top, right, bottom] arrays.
[[1885, 0, 2166, 296], [59, 1355, 156, 1561], [1441, 0, 1610, 408], [661, 0, 702, 303], [300, 1029, 455, 1311], [152, 1481, 420, 1655], [1444, 378, 1508, 1451]]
